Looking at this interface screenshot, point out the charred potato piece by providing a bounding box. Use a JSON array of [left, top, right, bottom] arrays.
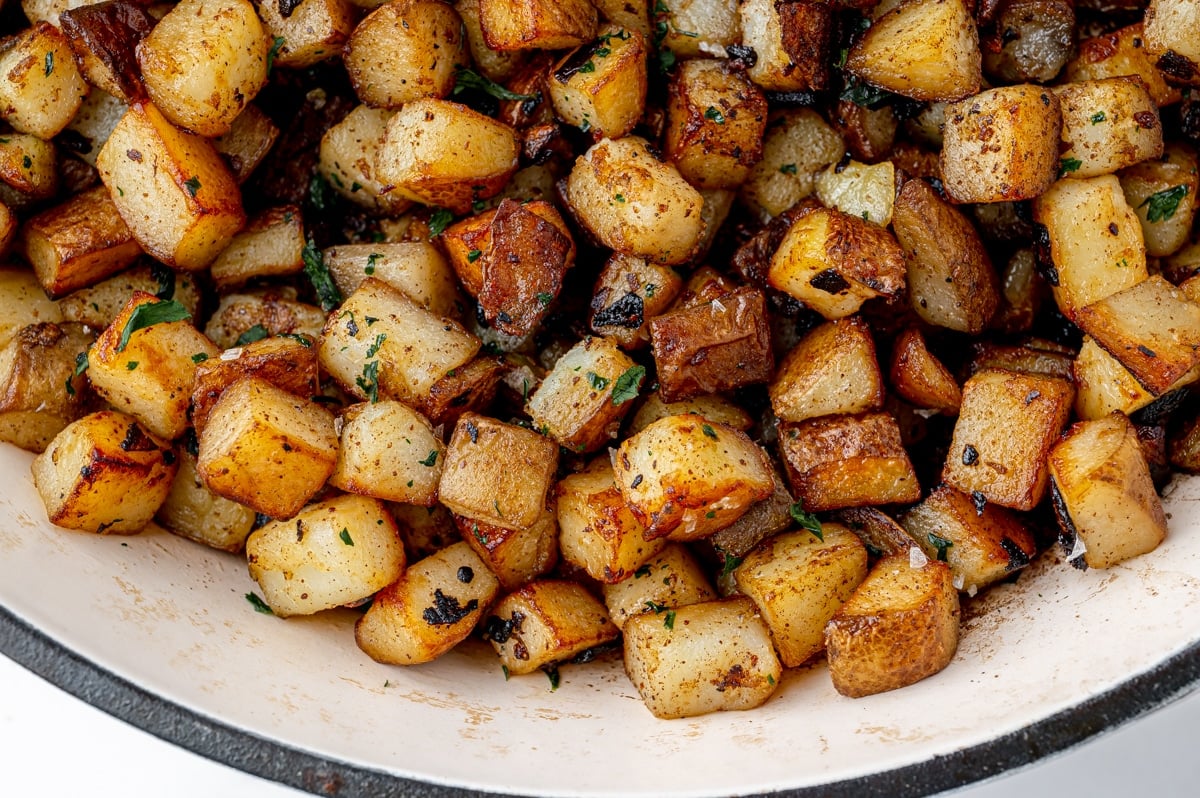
[[889, 326, 962, 414], [485, 580, 619, 675], [589, 253, 683, 349], [59, 0, 154, 103], [739, 0, 829, 92], [1065, 23, 1181, 108]]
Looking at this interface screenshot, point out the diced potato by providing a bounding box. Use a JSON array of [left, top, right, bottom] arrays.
[[833, 506, 920, 559], [212, 104, 280, 184], [739, 0, 830, 92], [323, 242, 459, 317], [901, 485, 1037, 594], [59, 0, 154, 103], [1032, 174, 1147, 320], [526, 336, 638, 453], [21, 185, 143, 299], [484, 580, 619, 675], [557, 458, 666, 584], [190, 335, 319, 436], [31, 410, 178, 534], [1065, 23, 1181, 108], [478, 0, 597, 50], [847, 0, 980, 102], [456, 0, 526, 82], [889, 326, 962, 414], [390, 502, 461, 560], [1072, 336, 1174, 421], [602, 542, 718, 631], [980, 0, 1073, 84], [767, 205, 906, 320], [1048, 413, 1168, 569], [741, 109, 845, 219], [589, 253, 683, 349], [628, 390, 752, 435], [355, 542, 500, 665], [815, 159, 897, 228], [824, 553, 960, 698], [345, 0, 467, 108], [1054, 77, 1163, 180], [549, 26, 648, 139], [317, 277, 479, 407], [663, 58, 767, 189], [87, 291, 218, 441], [649, 287, 773, 402], [196, 376, 338, 519], [941, 368, 1074, 510], [374, 98, 520, 214], [157, 451, 257, 552], [256, 0, 356, 70], [623, 596, 781, 719], [0, 21, 88, 138], [204, 289, 326, 350], [941, 84, 1061, 203], [96, 102, 247, 271], [330, 401, 444, 505], [769, 317, 884, 424], [209, 206, 305, 291], [246, 494, 405, 617], [459, 501, 558, 590], [612, 414, 774, 541], [734, 525, 868, 667], [1143, 0, 1200, 86], [830, 101, 897, 165], [778, 412, 921, 512], [1119, 143, 1199, 258], [1074, 275, 1200, 396], [0, 267, 63, 350], [565, 136, 705, 265], [0, 322, 94, 452], [0, 133, 58, 207], [318, 105, 413, 216], [136, 0, 268, 137], [419, 355, 507, 427], [707, 470, 795, 573], [439, 413, 558, 532]]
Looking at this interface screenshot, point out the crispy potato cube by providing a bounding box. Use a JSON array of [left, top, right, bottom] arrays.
[[479, 0, 597, 50], [484, 580, 619, 675], [767, 205, 906, 320], [439, 412, 558, 531], [663, 58, 767, 189], [157, 451, 257, 553], [419, 355, 507, 427], [901, 485, 1037, 594], [612, 414, 774, 541], [0, 267, 63, 349], [815, 159, 897, 228], [1065, 23, 1181, 108], [734, 525, 868, 667], [21, 185, 142, 299], [87, 292, 219, 440], [324, 241, 459, 317], [778, 412, 921, 512], [893, 176, 1000, 334], [847, 0, 979, 102], [829, 100, 897, 164], [1032, 174, 1148, 320], [889, 326, 962, 414], [318, 105, 413, 216], [345, 0, 466, 108], [1055, 78, 1163, 180], [770, 317, 884, 424], [196, 376, 338, 519], [549, 26, 648, 139], [707, 469, 795, 569], [59, 0, 154, 103], [0, 133, 57, 207], [458, 503, 559, 590], [566, 136, 705, 265], [629, 390, 752, 435], [527, 336, 638, 453], [137, 0, 268, 137], [1075, 275, 1200, 395], [1144, 0, 1200, 86], [0, 21, 87, 138], [941, 368, 1074, 510], [330, 401, 445, 506], [602, 542, 718, 631], [940, 85, 1061, 203], [317, 277, 479, 407], [1071, 337, 1192, 421], [1120, 143, 1199, 258], [824, 554, 960, 698], [209, 206, 305, 291], [739, 0, 829, 91], [31, 410, 177, 534], [624, 596, 781, 719], [190, 334, 319, 436], [741, 109, 845, 218], [456, 0, 526, 82], [96, 102, 247, 271], [355, 542, 500, 665], [256, 0, 356, 70], [212, 104, 280, 185], [0, 322, 94, 452], [375, 98, 520, 214], [589, 253, 683, 349], [557, 458, 666, 584], [1048, 413, 1168, 569], [204, 289, 326, 350], [246, 494, 405, 617]]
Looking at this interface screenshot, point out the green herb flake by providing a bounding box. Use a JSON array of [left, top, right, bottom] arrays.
[[428, 208, 454, 237], [453, 67, 537, 101], [658, 48, 676, 72], [767, 674, 775, 685], [419, 449, 439, 467], [501, 665, 510, 681], [309, 173, 334, 211], [235, 324, 270, 346], [302, 239, 343, 311], [183, 175, 202, 197], [467, 249, 483, 262], [44, 51, 53, 76], [614, 193, 625, 203], [357, 360, 380, 403], [664, 609, 676, 630], [634, 564, 653, 578], [266, 36, 285, 74], [545, 665, 560, 691], [1058, 157, 1083, 178], [246, 592, 274, 615], [705, 510, 716, 519], [365, 252, 382, 274], [536, 291, 553, 307], [779, 163, 798, 175], [719, 553, 743, 579], [586, 371, 610, 391], [339, 528, 354, 546], [704, 106, 726, 124], [1090, 111, 1107, 124], [365, 333, 387, 359], [73, 350, 90, 378], [1139, 184, 1189, 223], [150, 263, 175, 300], [611, 364, 646, 406], [644, 600, 667, 614], [116, 300, 192, 352], [840, 76, 891, 108], [595, 46, 612, 58], [701, 424, 718, 440], [191, 352, 209, 363], [21, 155, 31, 169], [644, 283, 657, 297], [579, 60, 596, 73], [789, 501, 823, 541], [125, 361, 138, 370], [928, 532, 954, 561]]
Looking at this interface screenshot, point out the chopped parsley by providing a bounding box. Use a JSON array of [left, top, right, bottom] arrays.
[[183, 175, 201, 197], [1058, 157, 1082, 177], [789, 501, 822, 541], [44, 51, 53, 76], [339, 528, 354, 546], [191, 352, 209, 363], [611, 364, 645, 406], [428, 208, 454, 236], [928, 532, 954, 562], [586, 371, 610, 390], [365, 333, 387, 358], [704, 106, 725, 124], [701, 424, 718, 440], [467, 249, 482, 263], [235, 324, 270, 346], [150, 263, 175, 300], [1139, 184, 1189, 223], [365, 252, 382, 274], [664, 610, 676, 630], [1090, 111, 1106, 124], [266, 36, 285, 74], [116, 300, 191, 352], [245, 592, 274, 615], [453, 67, 537, 101], [302, 239, 343, 311], [419, 449, 439, 467], [309, 173, 335, 211], [719, 552, 744, 579], [356, 360, 380, 403], [536, 291, 554, 306], [779, 163, 798, 175]]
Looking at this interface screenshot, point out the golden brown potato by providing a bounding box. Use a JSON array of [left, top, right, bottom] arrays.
[[1054, 78, 1163, 180], [318, 105, 413, 216], [190, 334, 319, 436], [739, 0, 828, 92], [548, 25, 648, 139], [345, 0, 467, 108], [203, 289, 327, 350], [479, 0, 597, 51], [256, 0, 356, 70], [1073, 337, 1162, 421], [1065, 23, 1181, 108], [484, 580, 619, 675], [56, 261, 202, 332], [456, 0, 527, 82], [1119, 143, 1199, 258], [0, 267, 64, 350], [330, 401, 445, 506], [0, 21, 88, 138], [889, 326, 962, 414], [526, 336, 639, 453], [589, 253, 683, 349], [628, 390, 753, 436], [741, 109, 845, 219], [770, 317, 884, 424], [1143, 0, 1200, 86], [157, 450, 257, 553], [59, 0, 154, 103], [0, 133, 58, 208], [209, 205, 305, 290], [212, 103, 280, 185], [602, 542, 718, 631], [460, 501, 559, 590], [0, 322, 94, 452]]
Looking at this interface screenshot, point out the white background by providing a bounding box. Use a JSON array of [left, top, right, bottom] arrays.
[[2, 653, 1199, 797]]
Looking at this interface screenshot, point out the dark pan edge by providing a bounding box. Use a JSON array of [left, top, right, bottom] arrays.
[[2, 603, 1199, 798]]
